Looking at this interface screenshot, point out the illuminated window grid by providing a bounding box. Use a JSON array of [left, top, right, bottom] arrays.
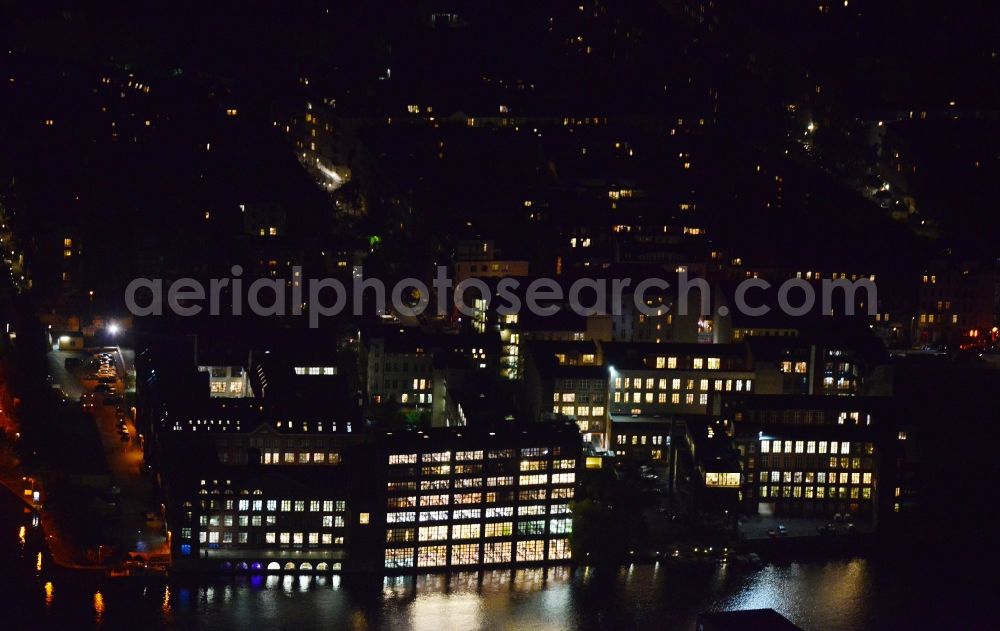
[[383, 443, 576, 569]]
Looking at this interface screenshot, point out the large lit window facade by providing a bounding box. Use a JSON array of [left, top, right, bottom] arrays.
[[748, 438, 876, 517], [382, 429, 580, 572]]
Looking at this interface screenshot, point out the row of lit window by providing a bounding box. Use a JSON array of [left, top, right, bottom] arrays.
[[521, 459, 575, 471], [386, 506, 570, 536], [264, 532, 343, 545], [554, 392, 604, 403], [243, 499, 344, 512], [760, 440, 864, 455], [272, 421, 351, 432], [615, 434, 668, 446], [615, 392, 710, 405], [388, 448, 557, 466], [615, 377, 752, 393], [196, 531, 344, 546], [198, 499, 345, 513], [201, 515, 265, 528], [779, 361, 809, 374], [762, 471, 872, 485], [201, 513, 344, 528], [390, 519, 572, 543], [388, 494, 481, 508], [209, 381, 245, 394], [837, 412, 870, 426], [385, 539, 571, 568], [261, 452, 342, 465], [387, 475, 499, 492], [652, 356, 721, 369], [551, 405, 605, 418], [293, 366, 337, 375], [919, 313, 958, 324], [386, 493, 574, 523], [797, 272, 876, 282], [704, 472, 741, 488], [822, 377, 855, 390], [390, 473, 573, 496], [759, 486, 873, 500]]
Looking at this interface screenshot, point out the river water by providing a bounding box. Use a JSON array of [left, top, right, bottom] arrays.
[[0, 487, 983, 630]]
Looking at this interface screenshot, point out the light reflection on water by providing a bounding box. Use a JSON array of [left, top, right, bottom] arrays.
[[0, 489, 974, 631]]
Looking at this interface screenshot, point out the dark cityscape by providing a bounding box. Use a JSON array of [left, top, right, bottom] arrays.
[[0, 2, 998, 629]]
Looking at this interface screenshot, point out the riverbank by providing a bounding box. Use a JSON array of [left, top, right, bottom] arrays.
[[0, 469, 107, 573]]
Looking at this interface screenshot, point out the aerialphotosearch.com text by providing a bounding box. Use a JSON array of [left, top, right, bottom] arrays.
[[125, 266, 877, 328]]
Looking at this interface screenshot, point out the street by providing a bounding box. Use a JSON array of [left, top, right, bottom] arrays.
[[46, 346, 167, 561]]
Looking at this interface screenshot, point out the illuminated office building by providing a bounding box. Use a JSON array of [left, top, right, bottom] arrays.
[[377, 423, 581, 572]]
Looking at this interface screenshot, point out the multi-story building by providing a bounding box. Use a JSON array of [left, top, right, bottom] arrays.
[[608, 415, 676, 462], [164, 419, 582, 575], [605, 342, 755, 417], [196, 347, 251, 399], [453, 239, 530, 286], [362, 328, 436, 408], [376, 423, 581, 573], [916, 262, 997, 347], [721, 395, 894, 521], [522, 340, 609, 447], [747, 328, 891, 397], [168, 461, 352, 573], [362, 326, 499, 424]]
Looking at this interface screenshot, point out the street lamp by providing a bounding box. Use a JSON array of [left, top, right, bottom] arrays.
[[107, 323, 120, 336]]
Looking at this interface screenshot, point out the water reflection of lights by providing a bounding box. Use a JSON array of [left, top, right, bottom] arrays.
[[43, 581, 54, 607], [36, 551, 42, 572], [162, 586, 172, 621], [512, 568, 546, 592], [481, 570, 512, 590], [716, 559, 870, 626], [18, 525, 25, 545], [93, 591, 105, 621], [405, 570, 574, 631]]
